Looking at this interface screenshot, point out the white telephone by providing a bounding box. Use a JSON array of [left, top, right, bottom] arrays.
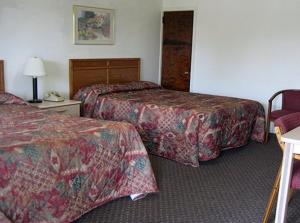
[[44, 91, 65, 102]]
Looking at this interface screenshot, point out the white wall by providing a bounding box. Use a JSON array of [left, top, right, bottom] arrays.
[[0, 0, 162, 99], [163, 0, 300, 110], [2, 0, 299, 109]]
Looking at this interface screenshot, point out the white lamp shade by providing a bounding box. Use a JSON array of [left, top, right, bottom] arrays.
[[24, 57, 46, 77]]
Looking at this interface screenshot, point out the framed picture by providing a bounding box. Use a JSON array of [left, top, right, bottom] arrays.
[[73, 5, 115, 45]]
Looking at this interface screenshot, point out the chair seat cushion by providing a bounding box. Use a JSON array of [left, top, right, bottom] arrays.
[[292, 160, 300, 189], [274, 112, 300, 134], [270, 110, 298, 121]]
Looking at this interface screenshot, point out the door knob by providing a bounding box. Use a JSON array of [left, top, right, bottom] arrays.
[[184, 71, 189, 74]]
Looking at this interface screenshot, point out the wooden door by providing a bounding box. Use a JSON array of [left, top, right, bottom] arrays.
[[161, 11, 194, 92]]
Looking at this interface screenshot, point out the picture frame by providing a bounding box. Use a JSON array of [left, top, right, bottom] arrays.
[[73, 5, 115, 45]]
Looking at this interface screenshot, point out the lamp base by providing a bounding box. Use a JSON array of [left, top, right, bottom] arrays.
[[28, 99, 43, 103]]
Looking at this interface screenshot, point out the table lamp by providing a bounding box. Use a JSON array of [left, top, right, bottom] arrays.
[[24, 57, 46, 103]]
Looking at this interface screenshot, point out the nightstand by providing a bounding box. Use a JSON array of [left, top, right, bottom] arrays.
[[29, 100, 81, 117]]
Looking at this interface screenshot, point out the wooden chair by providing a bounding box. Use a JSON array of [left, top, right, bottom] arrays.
[[265, 90, 300, 143], [263, 112, 300, 223]]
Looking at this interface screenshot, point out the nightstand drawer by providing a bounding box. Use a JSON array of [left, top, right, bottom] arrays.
[[29, 100, 81, 117], [45, 104, 80, 116]]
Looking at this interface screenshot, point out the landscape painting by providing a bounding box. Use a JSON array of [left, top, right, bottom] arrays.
[[73, 5, 115, 45]]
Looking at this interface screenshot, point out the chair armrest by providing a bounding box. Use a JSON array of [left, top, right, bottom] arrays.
[[268, 89, 300, 103], [268, 90, 286, 103], [266, 90, 287, 128], [267, 91, 284, 118]]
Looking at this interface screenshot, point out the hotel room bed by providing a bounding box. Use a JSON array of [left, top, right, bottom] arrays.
[[73, 80, 265, 167], [0, 92, 158, 223], [70, 58, 265, 167]]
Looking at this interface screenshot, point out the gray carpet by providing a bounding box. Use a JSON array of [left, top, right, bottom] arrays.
[[75, 136, 300, 223]]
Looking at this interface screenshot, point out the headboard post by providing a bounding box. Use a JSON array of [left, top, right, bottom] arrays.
[[0, 60, 4, 92], [69, 60, 74, 98], [69, 58, 140, 98]]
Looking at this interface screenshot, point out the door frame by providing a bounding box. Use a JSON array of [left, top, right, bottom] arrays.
[[158, 7, 198, 92]]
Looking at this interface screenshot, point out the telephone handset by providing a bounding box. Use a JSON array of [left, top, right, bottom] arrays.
[[44, 91, 65, 102]]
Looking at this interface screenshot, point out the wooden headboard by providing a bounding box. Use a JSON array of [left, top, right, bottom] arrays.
[[0, 60, 4, 92], [69, 58, 140, 98]]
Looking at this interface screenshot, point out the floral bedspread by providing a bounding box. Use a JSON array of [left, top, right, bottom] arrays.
[[74, 82, 266, 167], [0, 93, 158, 223]]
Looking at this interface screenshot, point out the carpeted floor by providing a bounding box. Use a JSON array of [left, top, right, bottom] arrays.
[[75, 136, 300, 223]]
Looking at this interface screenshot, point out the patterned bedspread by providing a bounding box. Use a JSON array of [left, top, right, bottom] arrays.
[[74, 81, 266, 167], [0, 93, 158, 223]]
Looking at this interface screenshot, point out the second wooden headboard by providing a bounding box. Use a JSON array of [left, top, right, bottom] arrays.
[[0, 60, 4, 92], [69, 58, 140, 98]]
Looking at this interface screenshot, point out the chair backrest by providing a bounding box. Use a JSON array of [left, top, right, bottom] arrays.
[[274, 112, 300, 151], [282, 90, 300, 111]]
